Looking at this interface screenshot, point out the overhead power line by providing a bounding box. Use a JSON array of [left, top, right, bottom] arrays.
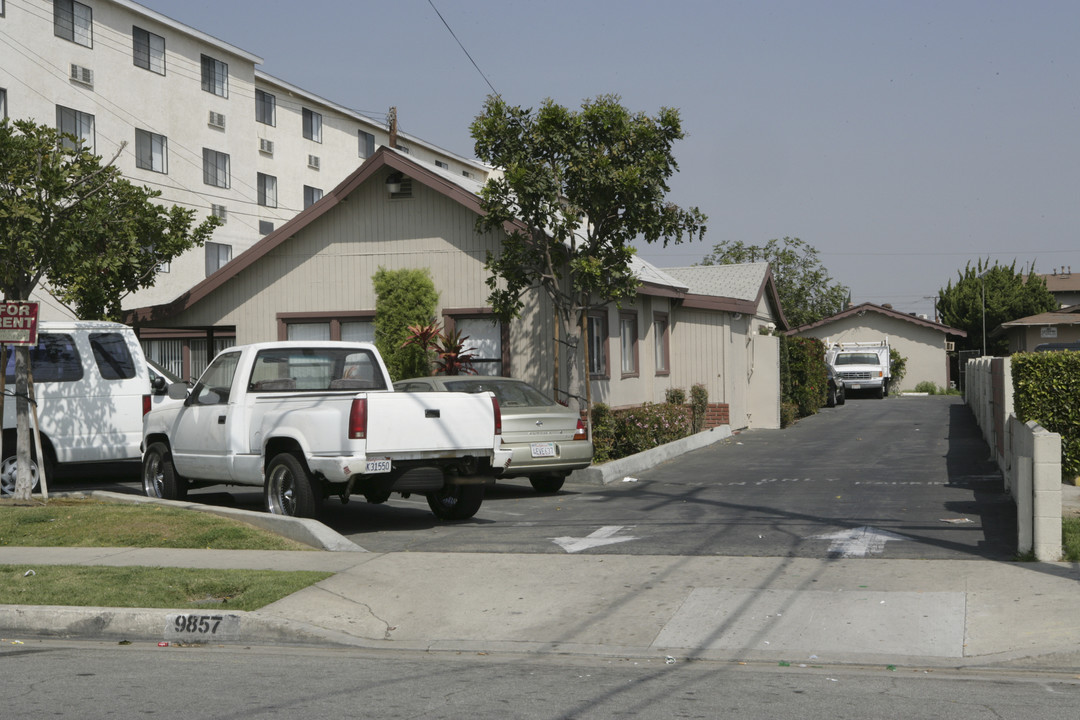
[[427, 0, 499, 97]]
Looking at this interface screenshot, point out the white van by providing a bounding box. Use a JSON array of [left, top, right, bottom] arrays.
[[1, 321, 154, 495]]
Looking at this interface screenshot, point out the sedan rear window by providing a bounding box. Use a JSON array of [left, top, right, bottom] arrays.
[[443, 379, 555, 408]]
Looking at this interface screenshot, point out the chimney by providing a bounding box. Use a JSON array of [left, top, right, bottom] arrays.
[[388, 106, 398, 149]]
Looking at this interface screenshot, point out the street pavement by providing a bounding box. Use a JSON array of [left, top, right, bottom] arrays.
[[3, 479, 1080, 671]]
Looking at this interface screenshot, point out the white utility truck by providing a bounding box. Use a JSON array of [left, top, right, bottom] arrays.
[[141, 341, 512, 520], [825, 339, 891, 399]]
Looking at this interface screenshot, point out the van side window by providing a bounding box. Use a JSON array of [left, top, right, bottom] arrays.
[[4, 333, 83, 383], [90, 333, 136, 380]]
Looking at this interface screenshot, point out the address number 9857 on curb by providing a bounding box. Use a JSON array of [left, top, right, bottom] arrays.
[[165, 613, 241, 642]]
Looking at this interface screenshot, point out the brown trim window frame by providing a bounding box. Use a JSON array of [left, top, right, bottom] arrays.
[[619, 310, 639, 378], [653, 311, 670, 376], [587, 310, 609, 380], [276, 311, 375, 342], [442, 308, 509, 376]]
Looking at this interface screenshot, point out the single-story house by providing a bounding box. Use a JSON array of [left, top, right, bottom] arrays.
[[996, 304, 1080, 352], [790, 302, 967, 392], [128, 147, 787, 429]]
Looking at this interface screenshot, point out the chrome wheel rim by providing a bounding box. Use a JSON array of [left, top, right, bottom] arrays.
[[1, 455, 39, 497]]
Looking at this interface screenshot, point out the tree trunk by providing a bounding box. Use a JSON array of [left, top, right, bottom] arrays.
[[13, 345, 33, 501]]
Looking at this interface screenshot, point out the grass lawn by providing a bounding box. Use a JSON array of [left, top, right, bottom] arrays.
[[0, 498, 329, 610], [1063, 517, 1080, 562]]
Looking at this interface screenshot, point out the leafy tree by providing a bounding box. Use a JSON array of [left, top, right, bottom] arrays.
[[373, 267, 439, 381], [699, 237, 848, 328], [0, 118, 219, 501], [936, 260, 1057, 356], [471, 94, 706, 413]]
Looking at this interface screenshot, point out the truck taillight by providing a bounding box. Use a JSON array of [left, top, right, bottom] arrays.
[[349, 398, 367, 439], [491, 396, 502, 436], [142, 394, 151, 416], [573, 418, 587, 441]]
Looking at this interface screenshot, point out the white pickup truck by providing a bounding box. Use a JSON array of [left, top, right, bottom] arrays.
[[141, 341, 512, 520], [826, 339, 891, 399]]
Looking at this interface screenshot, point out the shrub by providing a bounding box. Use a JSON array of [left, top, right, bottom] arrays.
[[665, 387, 686, 405], [373, 267, 439, 381], [780, 401, 798, 428], [614, 403, 690, 458], [914, 381, 938, 394], [786, 336, 826, 417], [590, 402, 617, 464], [690, 383, 708, 433], [1012, 352, 1080, 477], [890, 348, 908, 395]]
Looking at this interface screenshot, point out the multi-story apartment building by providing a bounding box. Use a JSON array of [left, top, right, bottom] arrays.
[[0, 0, 489, 328]]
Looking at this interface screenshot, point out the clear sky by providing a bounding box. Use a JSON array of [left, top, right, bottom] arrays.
[[139, 0, 1080, 319]]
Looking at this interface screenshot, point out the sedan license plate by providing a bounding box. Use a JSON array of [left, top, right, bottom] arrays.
[[365, 457, 391, 474], [530, 442, 556, 458]]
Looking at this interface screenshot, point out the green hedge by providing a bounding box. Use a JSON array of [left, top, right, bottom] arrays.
[[591, 402, 690, 463], [1012, 352, 1080, 477], [785, 336, 827, 418]]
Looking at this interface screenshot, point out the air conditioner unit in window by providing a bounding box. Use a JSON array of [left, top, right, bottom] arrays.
[[307, 154, 320, 170], [259, 138, 274, 154], [70, 64, 93, 86], [208, 111, 226, 129], [945, 341, 955, 351]]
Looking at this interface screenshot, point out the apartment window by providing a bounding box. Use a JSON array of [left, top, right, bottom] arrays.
[[587, 311, 608, 378], [397, 145, 410, 154], [303, 185, 323, 209], [653, 313, 670, 375], [358, 130, 375, 158], [435, 160, 448, 170], [259, 220, 274, 235], [303, 108, 322, 143], [54, 0, 92, 47], [202, 148, 230, 188], [255, 89, 275, 126], [200, 54, 228, 97], [620, 311, 639, 376], [132, 26, 165, 75], [56, 105, 94, 152], [0, 88, 6, 120], [462, 170, 474, 179], [211, 204, 227, 223], [135, 129, 167, 173], [205, 242, 231, 276], [257, 172, 277, 208]]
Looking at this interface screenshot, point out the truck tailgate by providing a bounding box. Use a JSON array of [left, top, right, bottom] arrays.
[[363, 391, 497, 453]]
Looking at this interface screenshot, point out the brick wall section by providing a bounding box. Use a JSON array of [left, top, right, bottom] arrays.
[[586, 402, 730, 430]]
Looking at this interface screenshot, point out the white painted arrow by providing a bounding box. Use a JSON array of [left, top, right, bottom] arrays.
[[552, 526, 638, 553], [808, 526, 908, 558]]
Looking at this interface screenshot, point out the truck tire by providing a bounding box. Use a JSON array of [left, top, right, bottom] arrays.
[[0, 448, 51, 497], [427, 483, 484, 520], [265, 452, 320, 519], [529, 474, 566, 493], [142, 442, 187, 500]]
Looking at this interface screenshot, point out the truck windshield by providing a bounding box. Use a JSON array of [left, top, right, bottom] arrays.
[[835, 353, 881, 365]]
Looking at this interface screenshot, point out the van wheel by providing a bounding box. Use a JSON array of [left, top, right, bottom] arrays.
[[0, 447, 53, 497], [427, 483, 484, 520], [265, 453, 320, 518], [142, 442, 187, 500]]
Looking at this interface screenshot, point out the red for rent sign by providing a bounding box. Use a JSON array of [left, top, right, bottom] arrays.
[[0, 302, 39, 345]]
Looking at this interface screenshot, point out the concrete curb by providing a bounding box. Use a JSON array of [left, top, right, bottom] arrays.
[[52, 491, 365, 552], [568, 425, 734, 485]]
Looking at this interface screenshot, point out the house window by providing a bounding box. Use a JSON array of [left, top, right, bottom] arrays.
[[202, 148, 229, 188], [255, 89, 275, 126], [259, 220, 274, 235], [303, 185, 323, 209], [56, 105, 94, 152], [587, 311, 609, 378], [620, 311, 639, 377], [358, 130, 375, 158], [278, 314, 375, 342], [54, 0, 92, 47], [135, 129, 167, 173], [453, 317, 503, 376], [257, 172, 277, 208], [132, 26, 165, 75], [205, 242, 231, 276], [340, 321, 374, 343], [200, 54, 228, 97], [653, 313, 669, 375], [302, 108, 322, 143]]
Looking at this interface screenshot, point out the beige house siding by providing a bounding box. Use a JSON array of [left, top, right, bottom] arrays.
[[1005, 324, 1080, 353], [800, 316, 949, 392]]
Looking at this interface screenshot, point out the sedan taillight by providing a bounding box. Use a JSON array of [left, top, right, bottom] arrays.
[[573, 418, 587, 441]]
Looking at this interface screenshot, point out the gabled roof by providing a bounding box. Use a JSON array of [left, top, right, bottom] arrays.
[[128, 147, 482, 323], [662, 264, 790, 329], [788, 302, 968, 337], [1000, 304, 1080, 328]]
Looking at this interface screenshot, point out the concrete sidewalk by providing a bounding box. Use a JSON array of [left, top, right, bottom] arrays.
[[3, 544, 1079, 669]]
